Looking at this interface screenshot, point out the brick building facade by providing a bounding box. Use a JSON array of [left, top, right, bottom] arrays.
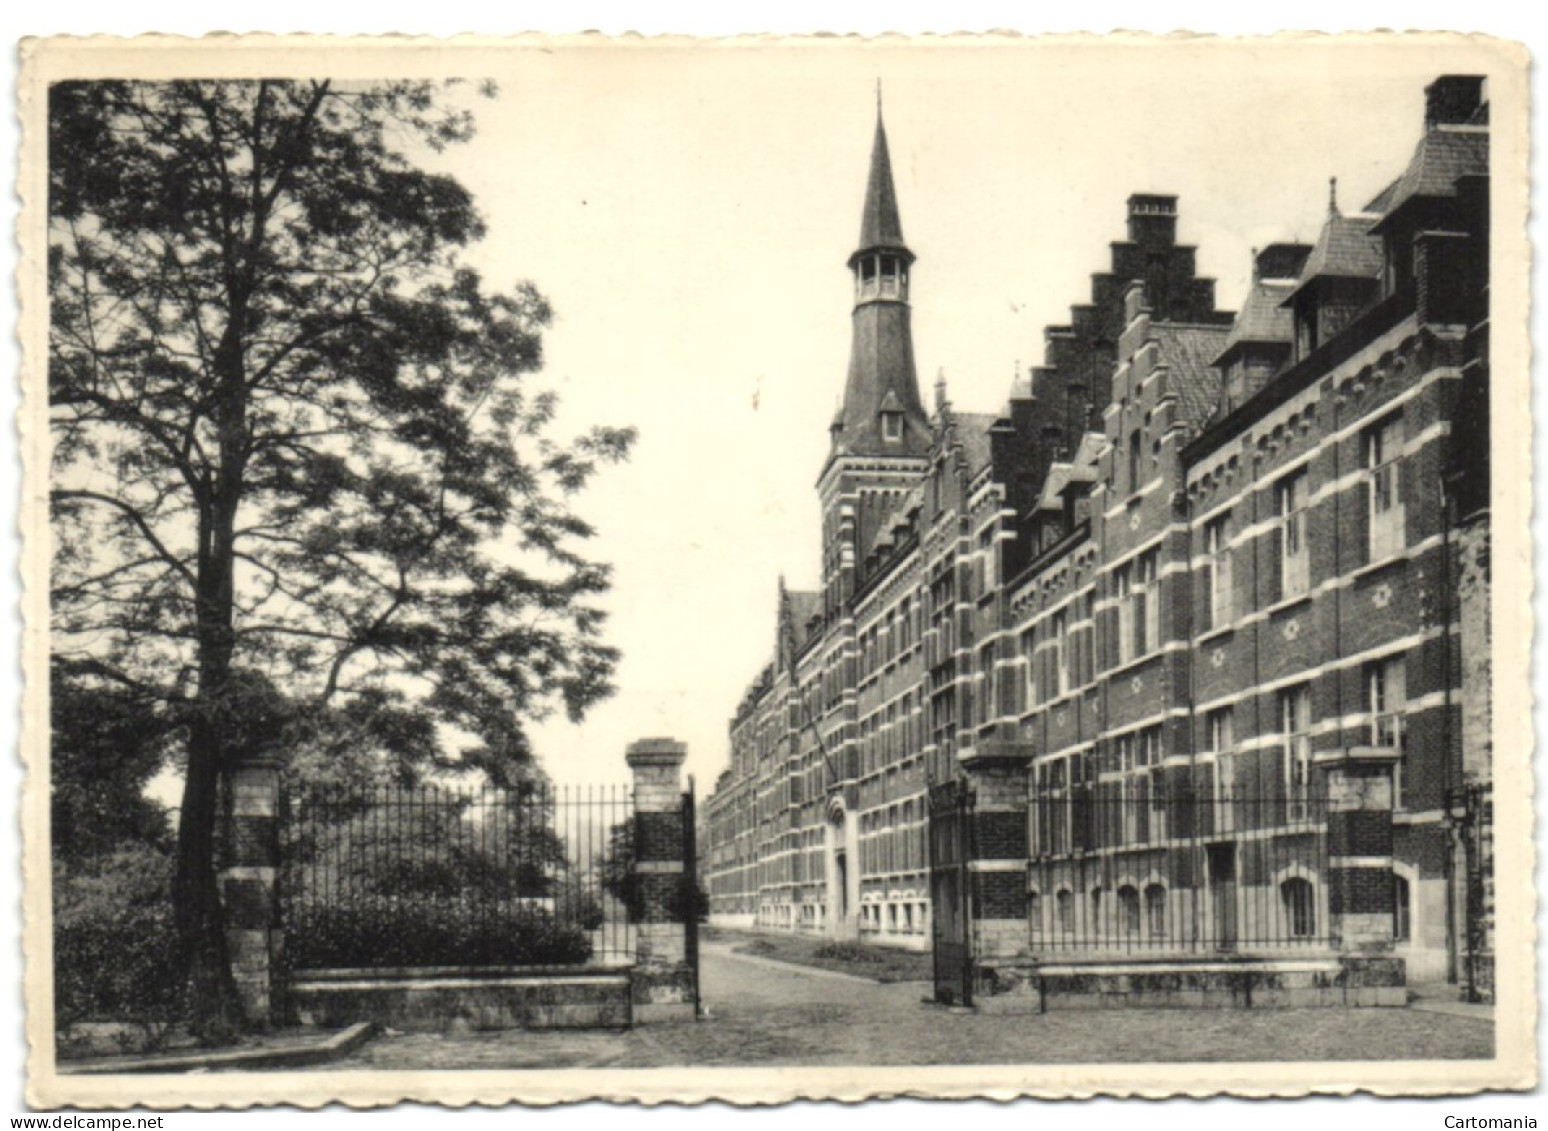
[[702, 77, 1492, 989]]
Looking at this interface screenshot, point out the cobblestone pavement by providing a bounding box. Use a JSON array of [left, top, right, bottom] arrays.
[[326, 942, 1493, 1071]]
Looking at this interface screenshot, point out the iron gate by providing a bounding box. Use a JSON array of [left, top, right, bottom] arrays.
[[929, 780, 974, 1006]]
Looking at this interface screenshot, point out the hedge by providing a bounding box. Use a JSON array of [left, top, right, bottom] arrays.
[[286, 897, 593, 969]]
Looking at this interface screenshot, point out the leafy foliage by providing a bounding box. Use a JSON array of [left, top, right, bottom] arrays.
[[54, 845, 185, 1029], [48, 79, 634, 1028], [50, 660, 175, 865]]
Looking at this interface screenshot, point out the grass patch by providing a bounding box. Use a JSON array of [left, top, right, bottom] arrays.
[[723, 931, 931, 983]]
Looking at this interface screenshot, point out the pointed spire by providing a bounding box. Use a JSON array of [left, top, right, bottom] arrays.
[[858, 101, 908, 253], [1328, 176, 1340, 216]]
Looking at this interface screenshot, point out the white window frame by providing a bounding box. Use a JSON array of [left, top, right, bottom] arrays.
[[1277, 472, 1310, 601], [1366, 415, 1406, 561], [1282, 686, 1313, 823], [1206, 707, 1236, 832], [1369, 655, 1409, 809], [1116, 551, 1159, 664], [1206, 515, 1233, 628], [1052, 609, 1071, 698]]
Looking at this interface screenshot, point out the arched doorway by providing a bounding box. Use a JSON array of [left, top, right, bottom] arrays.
[[826, 797, 858, 940]]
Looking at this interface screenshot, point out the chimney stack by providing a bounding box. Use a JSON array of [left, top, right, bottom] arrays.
[[1254, 242, 1314, 282], [1424, 75, 1485, 131], [1126, 194, 1178, 246]]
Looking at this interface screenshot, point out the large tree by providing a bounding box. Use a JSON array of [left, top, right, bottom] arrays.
[[48, 79, 634, 1035]]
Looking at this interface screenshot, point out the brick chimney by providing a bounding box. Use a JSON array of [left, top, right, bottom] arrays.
[[1424, 75, 1485, 131], [1126, 194, 1177, 246]]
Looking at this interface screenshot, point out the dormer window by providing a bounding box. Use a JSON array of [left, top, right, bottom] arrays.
[[882, 411, 903, 442]]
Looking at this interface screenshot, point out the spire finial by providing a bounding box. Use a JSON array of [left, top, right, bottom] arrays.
[[1328, 176, 1339, 215], [876, 78, 882, 116], [935, 367, 948, 411]]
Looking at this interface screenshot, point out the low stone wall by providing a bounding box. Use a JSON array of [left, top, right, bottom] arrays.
[[974, 955, 1406, 1013], [289, 966, 633, 1031]]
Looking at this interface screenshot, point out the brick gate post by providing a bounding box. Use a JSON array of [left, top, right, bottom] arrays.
[[957, 749, 1032, 964], [625, 737, 697, 1022], [219, 755, 283, 1026]]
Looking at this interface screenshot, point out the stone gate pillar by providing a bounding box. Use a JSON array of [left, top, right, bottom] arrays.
[[1318, 746, 1399, 951], [219, 755, 283, 1026], [626, 737, 697, 1022]]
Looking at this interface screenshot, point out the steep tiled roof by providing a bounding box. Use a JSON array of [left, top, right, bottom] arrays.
[[1362, 177, 1402, 215], [1070, 431, 1105, 473], [857, 112, 908, 253], [1156, 324, 1230, 433], [954, 412, 999, 476], [1284, 211, 1383, 303], [1216, 278, 1297, 362], [1374, 127, 1489, 225], [1034, 464, 1072, 513], [788, 590, 823, 647], [1035, 433, 1103, 512]]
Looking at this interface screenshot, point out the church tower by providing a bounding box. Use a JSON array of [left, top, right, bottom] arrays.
[[819, 103, 932, 616]]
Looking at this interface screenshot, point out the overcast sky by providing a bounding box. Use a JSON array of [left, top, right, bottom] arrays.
[[409, 38, 1507, 790]]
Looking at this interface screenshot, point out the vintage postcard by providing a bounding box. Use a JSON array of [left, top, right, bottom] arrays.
[[16, 31, 1534, 1108]]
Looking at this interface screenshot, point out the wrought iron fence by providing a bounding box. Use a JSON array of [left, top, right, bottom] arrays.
[[280, 780, 636, 970], [1027, 795, 1336, 955]]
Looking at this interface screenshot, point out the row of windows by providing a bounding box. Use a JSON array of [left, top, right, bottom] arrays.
[[1029, 875, 1414, 943], [1029, 656, 1412, 853], [859, 900, 929, 936]]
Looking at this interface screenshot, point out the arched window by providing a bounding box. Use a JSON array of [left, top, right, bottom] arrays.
[[1281, 877, 1316, 939], [1056, 888, 1073, 934], [1118, 885, 1141, 935], [1145, 883, 1168, 938], [1393, 874, 1412, 942]]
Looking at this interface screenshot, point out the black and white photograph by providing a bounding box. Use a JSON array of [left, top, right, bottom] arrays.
[[16, 30, 1534, 1109]]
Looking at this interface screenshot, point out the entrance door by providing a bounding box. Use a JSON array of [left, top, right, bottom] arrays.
[[1208, 842, 1238, 951], [929, 781, 974, 1006], [834, 850, 848, 924]]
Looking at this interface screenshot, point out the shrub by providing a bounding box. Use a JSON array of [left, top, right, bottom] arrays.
[[286, 896, 593, 969], [812, 942, 883, 964], [54, 845, 186, 1032]]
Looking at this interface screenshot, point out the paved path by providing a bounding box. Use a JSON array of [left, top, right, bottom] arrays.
[[327, 942, 1493, 1071]]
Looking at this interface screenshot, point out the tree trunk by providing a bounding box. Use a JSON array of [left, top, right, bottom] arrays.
[[173, 715, 243, 1041], [174, 300, 252, 1039]]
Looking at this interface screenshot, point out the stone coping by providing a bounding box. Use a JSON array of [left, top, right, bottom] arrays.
[[293, 963, 630, 981], [1032, 958, 1344, 977], [62, 1022, 377, 1075]]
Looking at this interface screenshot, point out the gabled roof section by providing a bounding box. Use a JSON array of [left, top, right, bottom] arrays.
[[1371, 127, 1489, 230], [953, 412, 999, 477], [788, 589, 823, 645], [1156, 324, 1230, 434]]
